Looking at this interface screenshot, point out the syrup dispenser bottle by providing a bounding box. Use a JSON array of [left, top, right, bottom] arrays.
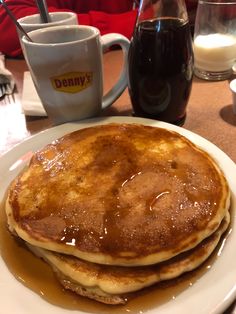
[[128, 0, 194, 126]]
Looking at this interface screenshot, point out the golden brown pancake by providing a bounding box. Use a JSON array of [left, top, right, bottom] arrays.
[[6, 123, 230, 266], [26, 211, 230, 305]]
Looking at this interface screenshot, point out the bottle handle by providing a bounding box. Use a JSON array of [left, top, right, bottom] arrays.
[[100, 33, 130, 110]]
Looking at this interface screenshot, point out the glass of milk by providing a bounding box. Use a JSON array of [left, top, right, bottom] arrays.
[[193, 0, 236, 80]]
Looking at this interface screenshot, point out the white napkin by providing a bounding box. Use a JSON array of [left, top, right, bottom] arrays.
[[0, 53, 13, 77], [21, 71, 47, 116]]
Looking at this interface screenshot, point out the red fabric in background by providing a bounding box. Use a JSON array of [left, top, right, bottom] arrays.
[[0, 0, 136, 57], [0, 0, 197, 57]]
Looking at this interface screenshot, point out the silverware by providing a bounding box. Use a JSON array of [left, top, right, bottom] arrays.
[[0, 90, 15, 104], [0, 76, 15, 106], [0, 54, 15, 101], [35, 0, 51, 23], [0, 76, 15, 98], [0, 0, 33, 42]]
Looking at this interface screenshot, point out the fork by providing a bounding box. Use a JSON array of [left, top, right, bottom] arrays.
[[0, 77, 15, 105], [0, 54, 15, 101], [0, 75, 15, 98]]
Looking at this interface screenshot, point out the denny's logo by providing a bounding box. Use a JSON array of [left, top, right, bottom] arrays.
[[50, 71, 93, 93]]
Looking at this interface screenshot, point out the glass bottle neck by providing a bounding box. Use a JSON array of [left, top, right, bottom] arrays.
[[136, 0, 189, 24]]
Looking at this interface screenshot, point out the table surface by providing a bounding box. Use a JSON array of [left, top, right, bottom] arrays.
[[1, 50, 236, 313]]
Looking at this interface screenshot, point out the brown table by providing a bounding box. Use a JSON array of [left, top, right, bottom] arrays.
[[1, 50, 236, 313]]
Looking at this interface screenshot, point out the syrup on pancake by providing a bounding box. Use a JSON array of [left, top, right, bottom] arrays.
[[7, 123, 230, 266]]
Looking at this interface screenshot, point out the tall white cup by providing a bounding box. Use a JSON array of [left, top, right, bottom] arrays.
[[17, 12, 78, 44], [193, 0, 236, 81], [22, 25, 130, 124]]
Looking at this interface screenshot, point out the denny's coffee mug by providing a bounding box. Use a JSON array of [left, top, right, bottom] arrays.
[[22, 25, 130, 124]]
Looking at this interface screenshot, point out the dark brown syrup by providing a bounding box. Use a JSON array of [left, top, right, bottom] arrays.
[[128, 18, 193, 125], [0, 196, 230, 314]]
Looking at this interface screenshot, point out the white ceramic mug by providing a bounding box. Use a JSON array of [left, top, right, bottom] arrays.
[[17, 12, 78, 34], [17, 12, 78, 45], [22, 25, 130, 124]]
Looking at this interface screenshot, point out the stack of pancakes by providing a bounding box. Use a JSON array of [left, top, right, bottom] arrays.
[[5, 123, 230, 305]]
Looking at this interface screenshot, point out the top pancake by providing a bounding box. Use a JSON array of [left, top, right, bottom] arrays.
[[6, 123, 230, 266]]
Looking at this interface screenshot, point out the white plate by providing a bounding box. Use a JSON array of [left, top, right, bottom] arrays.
[[0, 116, 236, 314]]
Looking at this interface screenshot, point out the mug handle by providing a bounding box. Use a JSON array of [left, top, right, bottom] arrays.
[[100, 33, 130, 110]]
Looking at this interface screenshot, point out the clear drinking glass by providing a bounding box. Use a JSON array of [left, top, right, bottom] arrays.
[[193, 0, 236, 81], [128, 0, 194, 126]]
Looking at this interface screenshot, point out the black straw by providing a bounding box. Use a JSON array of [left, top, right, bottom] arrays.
[[35, 0, 51, 23]]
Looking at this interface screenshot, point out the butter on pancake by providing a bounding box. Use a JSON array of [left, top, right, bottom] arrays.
[[26, 211, 230, 305], [6, 123, 230, 266]]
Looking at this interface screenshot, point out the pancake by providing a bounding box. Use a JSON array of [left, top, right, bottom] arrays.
[[6, 123, 230, 266], [26, 211, 230, 305]]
